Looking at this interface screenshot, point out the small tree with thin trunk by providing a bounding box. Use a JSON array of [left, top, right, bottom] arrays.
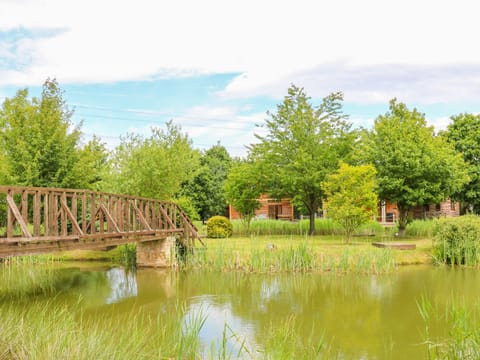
[[323, 162, 378, 243], [224, 160, 262, 230]]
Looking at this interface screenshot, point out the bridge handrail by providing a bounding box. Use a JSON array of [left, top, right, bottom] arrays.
[[0, 185, 200, 247]]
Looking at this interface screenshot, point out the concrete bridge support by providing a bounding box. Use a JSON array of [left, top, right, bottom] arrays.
[[136, 236, 177, 268]]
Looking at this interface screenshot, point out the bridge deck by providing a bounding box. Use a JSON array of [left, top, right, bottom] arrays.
[[0, 186, 200, 257]]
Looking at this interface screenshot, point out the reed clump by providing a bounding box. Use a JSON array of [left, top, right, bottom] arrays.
[[180, 241, 396, 275], [232, 218, 385, 237], [0, 300, 207, 360], [405, 219, 436, 238], [418, 296, 480, 359], [432, 215, 480, 266]]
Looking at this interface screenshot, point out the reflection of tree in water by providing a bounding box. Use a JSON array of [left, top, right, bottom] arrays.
[[105, 268, 138, 304], [173, 271, 425, 359], [0, 265, 110, 303]]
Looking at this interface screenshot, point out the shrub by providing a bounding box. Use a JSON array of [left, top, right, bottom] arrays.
[[206, 216, 233, 238], [433, 215, 480, 266]]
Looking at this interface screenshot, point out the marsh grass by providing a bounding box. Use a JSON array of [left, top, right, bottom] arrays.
[[261, 315, 333, 359], [0, 297, 209, 360], [418, 296, 480, 359], [432, 215, 480, 266], [0, 296, 340, 360], [231, 219, 385, 237], [405, 219, 436, 238], [181, 238, 396, 274]]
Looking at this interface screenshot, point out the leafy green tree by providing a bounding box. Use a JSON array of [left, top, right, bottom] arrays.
[[0, 79, 84, 188], [250, 85, 354, 235], [444, 113, 480, 213], [323, 162, 378, 243], [224, 160, 262, 229], [363, 99, 469, 236], [109, 121, 199, 199], [180, 144, 232, 221], [74, 135, 111, 191]]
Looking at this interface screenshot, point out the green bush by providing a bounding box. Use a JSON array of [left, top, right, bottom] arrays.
[[433, 215, 480, 266], [206, 216, 233, 238]]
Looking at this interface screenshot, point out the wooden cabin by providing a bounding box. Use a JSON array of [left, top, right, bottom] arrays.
[[378, 199, 460, 224], [229, 194, 294, 221]]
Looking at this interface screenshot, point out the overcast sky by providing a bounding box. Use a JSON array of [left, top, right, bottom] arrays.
[[1, 0, 479, 156]]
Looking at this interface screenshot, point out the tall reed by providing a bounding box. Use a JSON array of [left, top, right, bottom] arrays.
[[418, 296, 480, 359], [232, 219, 385, 237], [180, 242, 396, 275], [432, 215, 480, 266], [0, 299, 207, 360]]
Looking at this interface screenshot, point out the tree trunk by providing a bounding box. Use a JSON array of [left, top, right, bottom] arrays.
[[398, 206, 409, 237], [309, 211, 315, 236]]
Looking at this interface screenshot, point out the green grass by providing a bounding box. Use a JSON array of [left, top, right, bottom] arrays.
[[418, 296, 480, 359], [230, 218, 386, 237], [432, 215, 480, 266], [179, 235, 419, 274], [0, 300, 208, 360]]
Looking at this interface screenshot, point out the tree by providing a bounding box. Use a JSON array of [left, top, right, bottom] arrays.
[[180, 143, 232, 221], [0, 79, 84, 188], [323, 162, 378, 243], [363, 99, 469, 236], [74, 135, 111, 191], [224, 160, 262, 229], [109, 121, 199, 199], [444, 113, 480, 213], [250, 85, 354, 235]]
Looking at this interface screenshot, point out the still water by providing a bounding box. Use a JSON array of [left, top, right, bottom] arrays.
[[2, 264, 480, 359]]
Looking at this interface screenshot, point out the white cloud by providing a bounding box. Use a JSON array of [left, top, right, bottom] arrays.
[[169, 105, 264, 156], [427, 116, 451, 133], [222, 62, 480, 104], [1, 0, 480, 105]]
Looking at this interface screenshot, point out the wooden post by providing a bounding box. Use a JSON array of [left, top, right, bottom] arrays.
[[44, 192, 49, 236], [61, 192, 67, 236], [82, 193, 87, 233], [6, 190, 14, 238], [99, 194, 104, 234], [21, 190, 28, 224], [33, 190, 41, 236], [90, 193, 96, 234]]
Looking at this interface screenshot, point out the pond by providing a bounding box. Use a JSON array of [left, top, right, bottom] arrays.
[[1, 263, 479, 359]]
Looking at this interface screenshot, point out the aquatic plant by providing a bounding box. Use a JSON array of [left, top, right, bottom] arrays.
[[418, 296, 480, 359], [231, 218, 385, 237], [432, 215, 480, 266], [179, 240, 396, 275]]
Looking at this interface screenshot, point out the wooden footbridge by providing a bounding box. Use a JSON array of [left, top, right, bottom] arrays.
[[0, 186, 201, 266]]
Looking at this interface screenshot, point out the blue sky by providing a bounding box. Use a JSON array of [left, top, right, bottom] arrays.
[[1, 0, 479, 156]]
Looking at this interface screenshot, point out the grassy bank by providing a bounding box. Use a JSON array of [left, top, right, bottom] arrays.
[[182, 235, 432, 274]]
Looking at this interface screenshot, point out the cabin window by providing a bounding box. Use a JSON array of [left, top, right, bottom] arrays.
[[450, 200, 456, 210], [435, 203, 441, 211]]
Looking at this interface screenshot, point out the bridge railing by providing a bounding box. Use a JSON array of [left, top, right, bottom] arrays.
[[0, 186, 199, 247]]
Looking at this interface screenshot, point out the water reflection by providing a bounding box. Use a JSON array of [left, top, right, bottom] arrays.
[[105, 268, 138, 304], [4, 264, 480, 359], [186, 296, 257, 357]]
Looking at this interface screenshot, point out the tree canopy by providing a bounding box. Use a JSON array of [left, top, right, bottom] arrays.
[[249, 84, 354, 235], [363, 99, 469, 235], [0, 78, 102, 189], [180, 144, 232, 221], [444, 113, 480, 213], [323, 162, 378, 243], [109, 121, 199, 199], [224, 160, 262, 228]]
